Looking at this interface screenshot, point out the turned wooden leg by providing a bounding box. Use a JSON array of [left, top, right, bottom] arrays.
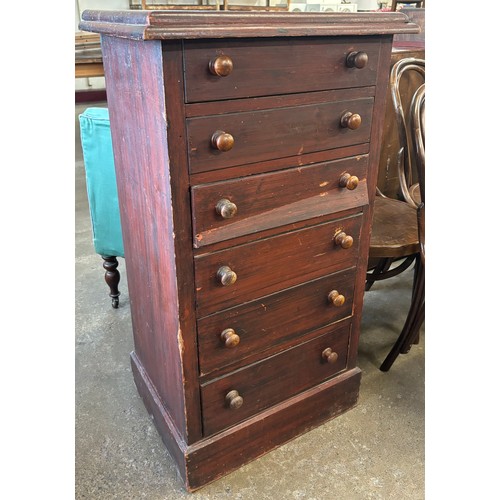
[[102, 256, 121, 309]]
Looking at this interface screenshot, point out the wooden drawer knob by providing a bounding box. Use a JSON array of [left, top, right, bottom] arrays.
[[220, 328, 240, 348], [217, 266, 237, 286], [334, 230, 354, 249], [340, 112, 362, 130], [216, 198, 238, 219], [322, 347, 339, 364], [225, 390, 244, 410], [346, 51, 369, 69], [211, 130, 234, 152], [328, 290, 345, 307], [209, 55, 234, 77], [339, 172, 359, 190]]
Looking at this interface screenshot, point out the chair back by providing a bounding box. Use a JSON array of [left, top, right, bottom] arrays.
[[389, 57, 425, 208], [411, 83, 425, 204], [410, 83, 425, 262]]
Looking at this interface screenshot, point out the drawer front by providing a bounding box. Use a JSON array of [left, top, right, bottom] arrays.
[[187, 97, 374, 174], [184, 38, 381, 103], [192, 155, 368, 247], [195, 215, 362, 317], [197, 268, 355, 375], [201, 319, 351, 436]]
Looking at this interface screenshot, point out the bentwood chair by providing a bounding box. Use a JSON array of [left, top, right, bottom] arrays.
[[366, 58, 425, 371], [380, 83, 425, 370], [79, 107, 124, 308]]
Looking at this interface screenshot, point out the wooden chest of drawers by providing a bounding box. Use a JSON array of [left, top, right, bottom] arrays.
[[80, 10, 418, 491]]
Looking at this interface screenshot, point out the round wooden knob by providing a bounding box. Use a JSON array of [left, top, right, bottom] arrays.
[[340, 112, 362, 130], [211, 130, 234, 152], [217, 266, 237, 286], [225, 390, 244, 410], [346, 51, 369, 69], [338, 172, 359, 190], [208, 55, 234, 77], [328, 290, 345, 307], [334, 230, 354, 249], [322, 347, 339, 364], [215, 198, 238, 219], [220, 328, 240, 348]]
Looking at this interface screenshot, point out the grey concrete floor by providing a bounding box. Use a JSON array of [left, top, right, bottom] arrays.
[[75, 102, 424, 499]]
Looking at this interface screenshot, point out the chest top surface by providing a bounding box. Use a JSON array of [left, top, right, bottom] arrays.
[[79, 10, 419, 41]]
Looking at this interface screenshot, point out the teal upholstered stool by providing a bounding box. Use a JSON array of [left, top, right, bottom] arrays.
[[79, 107, 124, 308]]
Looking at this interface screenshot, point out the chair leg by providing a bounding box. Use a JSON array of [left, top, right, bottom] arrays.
[[400, 301, 425, 354], [102, 256, 121, 309], [365, 258, 393, 291], [398, 260, 421, 348], [379, 256, 424, 372]]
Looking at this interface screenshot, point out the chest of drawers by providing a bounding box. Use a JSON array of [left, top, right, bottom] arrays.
[[80, 10, 418, 491]]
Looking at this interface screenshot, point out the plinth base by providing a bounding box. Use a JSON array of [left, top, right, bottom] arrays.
[[131, 351, 361, 491]]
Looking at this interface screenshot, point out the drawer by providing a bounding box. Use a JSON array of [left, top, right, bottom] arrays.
[[195, 215, 362, 317], [197, 268, 355, 375], [191, 155, 368, 247], [200, 319, 351, 436], [183, 37, 381, 103], [187, 96, 374, 174]]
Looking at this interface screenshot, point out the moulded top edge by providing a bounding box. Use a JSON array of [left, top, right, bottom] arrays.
[[79, 9, 420, 41]]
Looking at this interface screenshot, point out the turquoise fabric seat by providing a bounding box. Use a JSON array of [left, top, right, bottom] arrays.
[[79, 107, 124, 308]]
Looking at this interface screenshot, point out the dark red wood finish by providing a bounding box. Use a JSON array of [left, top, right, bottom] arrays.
[[197, 269, 356, 375], [201, 320, 352, 435], [100, 36, 198, 440], [187, 94, 374, 173], [184, 37, 381, 102], [132, 350, 362, 491], [347, 36, 396, 371], [194, 215, 362, 317], [80, 9, 419, 492], [191, 155, 368, 247]]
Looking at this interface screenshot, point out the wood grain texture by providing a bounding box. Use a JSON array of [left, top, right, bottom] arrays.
[[197, 269, 356, 376], [190, 143, 370, 185], [377, 47, 425, 198], [101, 36, 191, 439], [80, 10, 420, 40], [369, 197, 419, 258], [187, 95, 374, 173], [201, 321, 352, 435], [347, 36, 396, 369], [194, 215, 362, 317], [191, 155, 368, 248], [132, 349, 361, 491], [184, 37, 380, 102], [161, 41, 203, 442]]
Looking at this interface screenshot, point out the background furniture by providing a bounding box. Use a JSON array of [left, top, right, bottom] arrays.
[[391, 0, 424, 10], [378, 7, 424, 196], [75, 32, 106, 103], [379, 81, 425, 370], [79, 9, 418, 491], [366, 57, 425, 370], [75, 32, 104, 79], [129, 0, 291, 10], [79, 107, 124, 308]]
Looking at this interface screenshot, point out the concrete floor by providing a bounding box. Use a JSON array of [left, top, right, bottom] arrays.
[[75, 102, 424, 499]]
